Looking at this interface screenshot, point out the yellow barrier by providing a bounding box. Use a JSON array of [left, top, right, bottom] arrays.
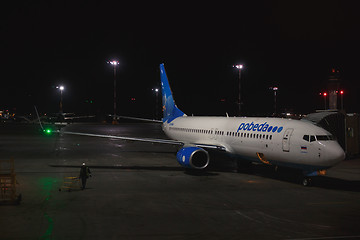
[[0, 159, 21, 205]]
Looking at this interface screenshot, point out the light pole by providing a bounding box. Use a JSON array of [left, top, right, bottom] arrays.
[[340, 90, 344, 111], [108, 60, 119, 124], [234, 64, 243, 116], [323, 92, 327, 110], [152, 88, 159, 120], [56, 85, 64, 113], [269, 87, 278, 115]]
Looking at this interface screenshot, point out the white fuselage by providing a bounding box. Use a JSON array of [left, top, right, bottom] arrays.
[[163, 116, 345, 171]]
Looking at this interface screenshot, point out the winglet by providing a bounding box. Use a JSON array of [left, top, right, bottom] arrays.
[[160, 63, 186, 123]]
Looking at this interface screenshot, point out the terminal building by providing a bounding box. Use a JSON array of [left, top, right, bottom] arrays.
[[303, 69, 359, 158]]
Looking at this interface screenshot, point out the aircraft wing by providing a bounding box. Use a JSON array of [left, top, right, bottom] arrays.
[[111, 115, 163, 123], [63, 115, 96, 120], [61, 131, 227, 151], [62, 131, 182, 145]]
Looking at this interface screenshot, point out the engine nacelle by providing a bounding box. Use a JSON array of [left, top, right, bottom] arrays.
[[176, 146, 209, 169]]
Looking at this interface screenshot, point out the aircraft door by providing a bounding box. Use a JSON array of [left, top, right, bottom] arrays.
[[282, 128, 294, 152]]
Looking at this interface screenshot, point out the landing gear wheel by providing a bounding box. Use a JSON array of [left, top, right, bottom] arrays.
[[302, 177, 312, 187]]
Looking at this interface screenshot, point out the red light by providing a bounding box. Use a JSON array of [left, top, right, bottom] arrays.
[[323, 92, 327, 96], [340, 90, 344, 95]]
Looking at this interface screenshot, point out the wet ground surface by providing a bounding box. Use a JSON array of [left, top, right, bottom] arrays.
[[1, 123, 360, 240]]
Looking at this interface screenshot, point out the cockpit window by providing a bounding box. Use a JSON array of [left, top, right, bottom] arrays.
[[303, 134, 335, 142], [328, 135, 336, 140], [303, 135, 309, 141], [316, 135, 336, 141], [316, 135, 329, 141]]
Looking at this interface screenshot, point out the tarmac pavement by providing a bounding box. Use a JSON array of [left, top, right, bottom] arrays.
[[0, 123, 360, 240]]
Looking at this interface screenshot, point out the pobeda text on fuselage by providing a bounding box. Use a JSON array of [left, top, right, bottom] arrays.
[[237, 121, 283, 134]]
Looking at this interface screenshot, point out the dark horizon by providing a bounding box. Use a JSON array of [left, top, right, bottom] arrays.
[[2, 1, 359, 118]]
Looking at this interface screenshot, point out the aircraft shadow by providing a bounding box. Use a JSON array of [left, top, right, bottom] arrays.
[[239, 163, 360, 192], [50, 164, 219, 176], [207, 153, 360, 192], [50, 162, 360, 191], [310, 176, 360, 192], [50, 164, 184, 172]]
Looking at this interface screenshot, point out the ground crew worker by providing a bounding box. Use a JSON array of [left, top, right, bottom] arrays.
[[79, 162, 91, 190]]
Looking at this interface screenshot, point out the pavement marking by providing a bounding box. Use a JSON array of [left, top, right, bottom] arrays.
[[234, 210, 263, 224], [285, 235, 360, 240], [307, 201, 350, 206]]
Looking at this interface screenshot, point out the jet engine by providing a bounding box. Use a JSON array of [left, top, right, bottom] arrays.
[[176, 146, 209, 169]]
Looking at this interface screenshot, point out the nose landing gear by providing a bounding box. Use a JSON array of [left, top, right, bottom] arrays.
[[301, 170, 326, 187], [302, 177, 312, 187]]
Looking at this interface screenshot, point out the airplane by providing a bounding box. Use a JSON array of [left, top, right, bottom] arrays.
[[39, 112, 96, 124], [61, 63, 345, 186]]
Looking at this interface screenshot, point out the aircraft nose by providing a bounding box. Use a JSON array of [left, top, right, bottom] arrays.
[[326, 143, 345, 165]]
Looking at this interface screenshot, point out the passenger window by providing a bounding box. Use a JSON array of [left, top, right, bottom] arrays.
[[269, 135, 272, 140], [303, 135, 309, 142], [310, 135, 316, 142]]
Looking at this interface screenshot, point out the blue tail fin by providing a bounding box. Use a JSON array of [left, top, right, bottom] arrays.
[[160, 63, 186, 123]]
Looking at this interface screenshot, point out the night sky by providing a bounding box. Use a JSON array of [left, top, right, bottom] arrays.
[[1, 1, 360, 118]]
